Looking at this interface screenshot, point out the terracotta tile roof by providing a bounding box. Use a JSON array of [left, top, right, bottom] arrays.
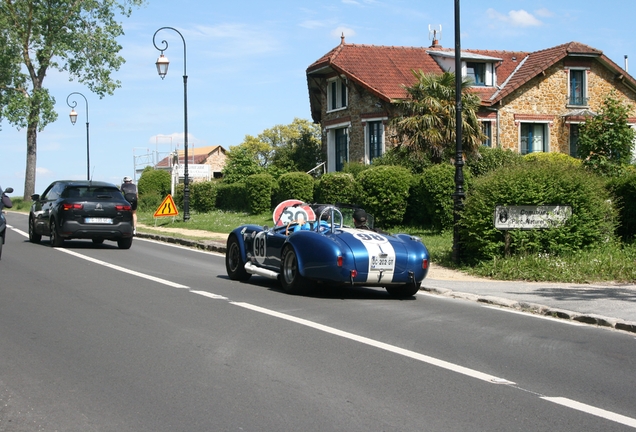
[[308, 42, 443, 100], [307, 40, 636, 111]]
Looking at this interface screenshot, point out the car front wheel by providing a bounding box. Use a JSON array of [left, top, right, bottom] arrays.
[[225, 235, 251, 281], [280, 245, 312, 295], [50, 220, 64, 248]]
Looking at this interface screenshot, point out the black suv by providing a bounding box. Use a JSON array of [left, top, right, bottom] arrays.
[[29, 180, 134, 249]]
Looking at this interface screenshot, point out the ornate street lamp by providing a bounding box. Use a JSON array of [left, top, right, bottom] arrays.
[[452, 0, 465, 263], [66, 92, 90, 181], [152, 26, 190, 221]]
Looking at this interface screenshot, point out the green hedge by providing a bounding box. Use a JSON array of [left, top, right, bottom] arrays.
[[216, 182, 249, 212], [466, 147, 522, 177], [459, 160, 615, 263], [138, 167, 171, 197], [407, 163, 471, 231], [190, 181, 219, 213], [246, 173, 275, 214], [357, 165, 412, 227], [273, 172, 314, 203], [314, 172, 358, 205], [606, 169, 636, 241]]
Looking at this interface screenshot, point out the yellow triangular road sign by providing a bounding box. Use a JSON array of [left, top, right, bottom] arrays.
[[154, 194, 179, 217]]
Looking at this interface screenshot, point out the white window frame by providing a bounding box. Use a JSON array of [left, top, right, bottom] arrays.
[[363, 117, 387, 164], [326, 77, 348, 112], [566, 67, 589, 107], [519, 122, 550, 155], [479, 120, 493, 147], [325, 121, 351, 172], [464, 62, 495, 87]]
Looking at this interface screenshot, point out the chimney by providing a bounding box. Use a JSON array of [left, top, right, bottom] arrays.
[[428, 24, 442, 48], [625, 55, 629, 73]]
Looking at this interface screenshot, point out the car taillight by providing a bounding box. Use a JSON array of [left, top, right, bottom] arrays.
[[350, 269, 358, 278], [116, 204, 132, 211], [337, 256, 343, 267], [422, 258, 429, 269], [62, 203, 83, 210]]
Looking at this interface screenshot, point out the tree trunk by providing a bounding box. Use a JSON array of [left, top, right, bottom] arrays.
[[23, 121, 38, 200]]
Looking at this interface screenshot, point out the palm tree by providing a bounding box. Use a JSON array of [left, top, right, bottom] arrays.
[[390, 70, 485, 164]]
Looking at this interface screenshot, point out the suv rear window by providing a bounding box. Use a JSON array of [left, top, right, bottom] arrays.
[[62, 186, 122, 199]]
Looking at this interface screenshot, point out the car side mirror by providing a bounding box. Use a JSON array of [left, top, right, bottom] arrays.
[[4, 187, 13, 194]]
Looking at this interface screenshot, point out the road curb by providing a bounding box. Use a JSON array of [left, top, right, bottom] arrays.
[[138, 231, 636, 335], [421, 286, 636, 334]]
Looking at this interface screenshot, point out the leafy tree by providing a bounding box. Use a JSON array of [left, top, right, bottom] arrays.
[[0, 0, 145, 199], [578, 93, 636, 176], [222, 146, 262, 184], [236, 118, 323, 174], [390, 70, 486, 164]]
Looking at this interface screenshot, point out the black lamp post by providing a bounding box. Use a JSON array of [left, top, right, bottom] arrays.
[[153, 26, 190, 221], [452, 0, 465, 263], [66, 92, 90, 181]]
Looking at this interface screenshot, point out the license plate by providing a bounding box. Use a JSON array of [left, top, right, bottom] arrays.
[[371, 255, 394, 270], [85, 217, 113, 224]]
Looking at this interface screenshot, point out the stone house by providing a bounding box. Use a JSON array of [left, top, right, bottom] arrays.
[[306, 37, 636, 172], [155, 145, 227, 181]]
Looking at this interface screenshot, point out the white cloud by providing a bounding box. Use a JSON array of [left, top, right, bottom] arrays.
[[486, 8, 542, 28], [535, 8, 554, 18], [299, 20, 328, 29]]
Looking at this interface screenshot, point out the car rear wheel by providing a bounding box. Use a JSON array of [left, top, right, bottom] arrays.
[[29, 217, 41, 243], [0, 233, 4, 260], [280, 245, 312, 295], [117, 237, 133, 249], [50, 220, 64, 247], [225, 235, 251, 281], [385, 282, 421, 298]]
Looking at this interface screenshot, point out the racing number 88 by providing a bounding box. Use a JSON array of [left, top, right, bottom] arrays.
[[356, 233, 385, 242]]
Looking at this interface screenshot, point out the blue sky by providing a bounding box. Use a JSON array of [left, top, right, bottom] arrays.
[[2, 0, 635, 197]]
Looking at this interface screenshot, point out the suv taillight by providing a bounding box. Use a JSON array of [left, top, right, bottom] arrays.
[[116, 204, 132, 211], [62, 203, 83, 210]]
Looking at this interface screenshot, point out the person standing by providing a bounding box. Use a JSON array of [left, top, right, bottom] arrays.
[[121, 176, 138, 235]]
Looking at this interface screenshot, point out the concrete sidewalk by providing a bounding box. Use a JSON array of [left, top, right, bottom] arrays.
[[137, 231, 636, 334]]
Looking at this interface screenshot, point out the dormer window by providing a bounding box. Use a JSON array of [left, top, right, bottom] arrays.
[[327, 77, 348, 112], [467, 62, 486, 86]]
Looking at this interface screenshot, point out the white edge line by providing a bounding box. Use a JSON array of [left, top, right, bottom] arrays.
[[191, 290, 228, 300], [482, 306, 586, 326], [230, 301, 515, 385], [57, 248, 190, 289], [542, 397, 636, 428]]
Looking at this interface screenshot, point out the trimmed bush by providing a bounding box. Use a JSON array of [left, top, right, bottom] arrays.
[[138, 167, 171, 197], [523, 151, 582, 168], [273, 172, 314, 203], [138, 191, 163, 212], [246, 173, 275, 214], [314, 172, 358, 205], [466, 147, 522, 177], [459, 161, 615, 263], [406, 163, 471, 231], [606, 170, 636, 241], [216, 182, 249, 212], [190, 181, 219, 213], [357, 166, 412, 227]]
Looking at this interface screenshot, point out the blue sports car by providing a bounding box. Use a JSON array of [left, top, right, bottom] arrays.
[[225, 202, 430, 297]]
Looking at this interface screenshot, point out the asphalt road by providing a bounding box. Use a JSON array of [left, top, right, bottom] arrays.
[[1, 212, 636, 431]]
